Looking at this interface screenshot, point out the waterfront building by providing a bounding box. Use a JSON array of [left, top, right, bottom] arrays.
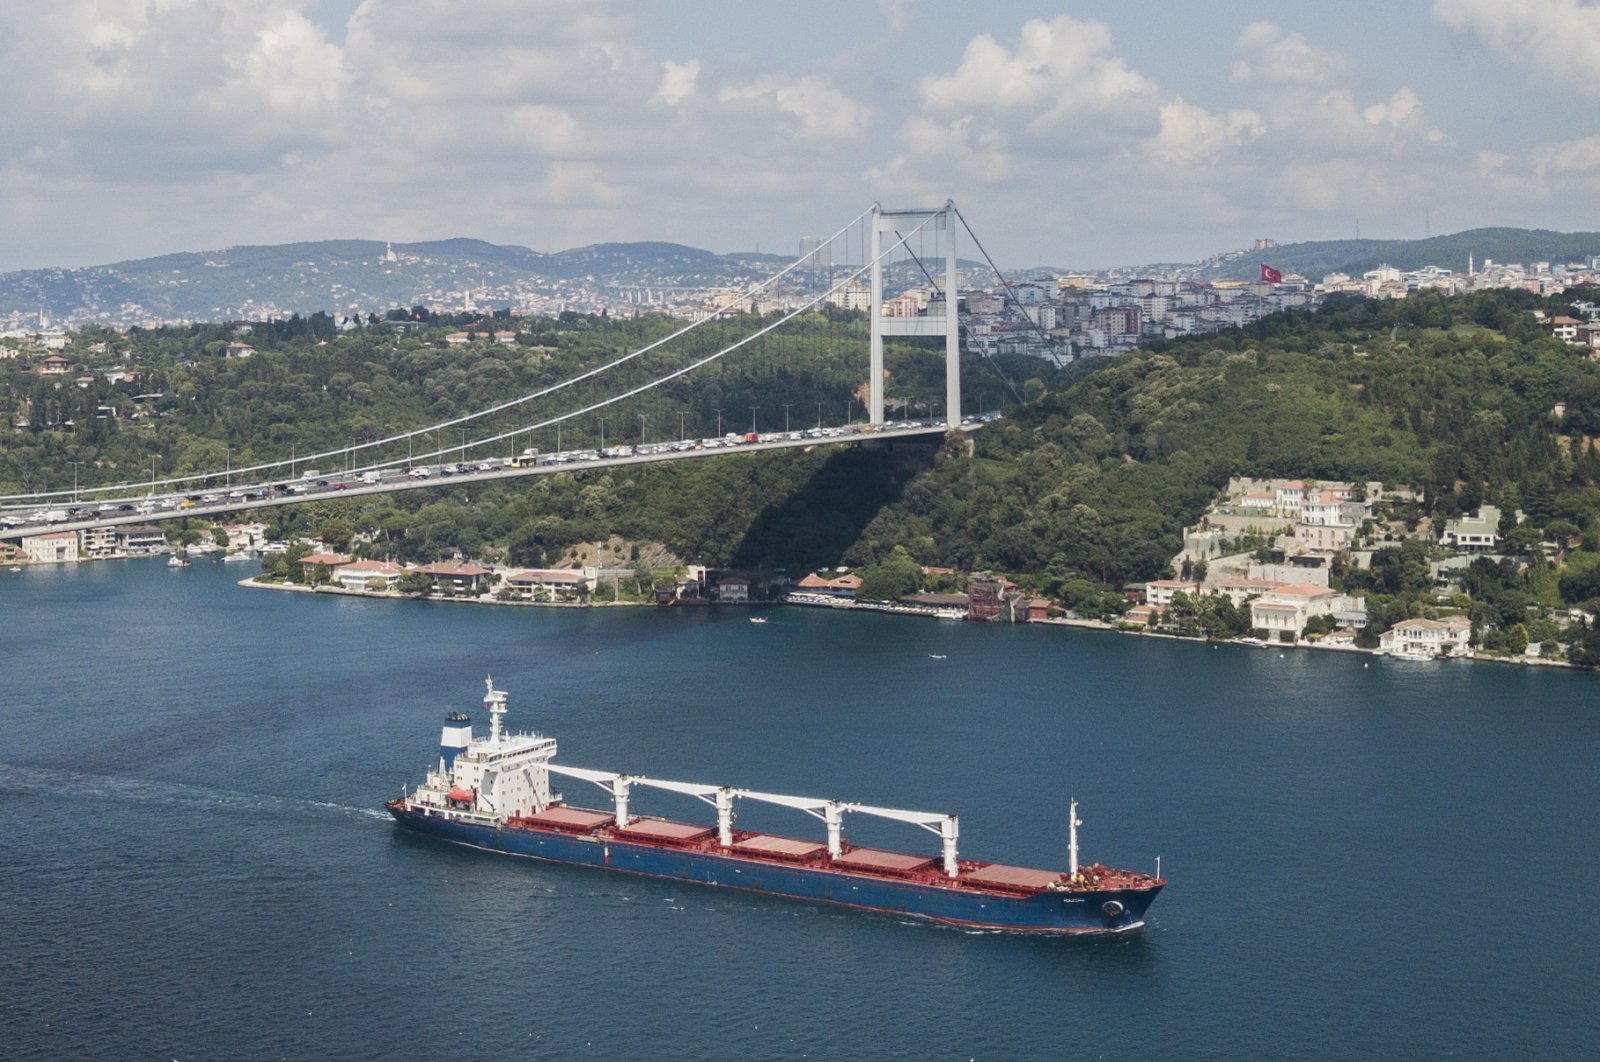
[[333, 559, 406, 592], [116, 525, 169, 554], [1379, 616, 1473, 658], [504, 569, 590, 601], [21, 530, 78, 563], [416, 561, 491, 594]]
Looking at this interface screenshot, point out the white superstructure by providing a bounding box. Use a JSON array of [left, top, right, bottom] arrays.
[[400, 676, 557, 822]]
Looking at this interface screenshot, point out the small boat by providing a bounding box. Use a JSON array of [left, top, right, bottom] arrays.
[[929, 653, 947, 660], [167, 555, 190, 568], [7, 566, 20, 573], [221, 550, 256, 563], [749, 615, 768, 624]]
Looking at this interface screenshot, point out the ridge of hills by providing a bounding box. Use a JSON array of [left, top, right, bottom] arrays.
[[1199, 226, 1600, 281], [7, 225, 1600, 325], [0, 238, 792, 323]]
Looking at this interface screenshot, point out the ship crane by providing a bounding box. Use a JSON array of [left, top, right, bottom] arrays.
[[547, 765, 635, 826], [628, 777, 737, 847], [845, 803, 960, 879], [734, 791, 849, 860], [735, 791, 961, 878]]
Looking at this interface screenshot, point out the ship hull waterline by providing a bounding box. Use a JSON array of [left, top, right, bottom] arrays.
[[390, 805, 1161, 935]]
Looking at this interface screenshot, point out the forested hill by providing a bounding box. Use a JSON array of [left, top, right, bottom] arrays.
[[1202, 227, 1600, 281], [846, 288, 1600, 592]]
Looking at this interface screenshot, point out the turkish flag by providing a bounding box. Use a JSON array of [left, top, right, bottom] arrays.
[[1260, 264, 1283, 283]]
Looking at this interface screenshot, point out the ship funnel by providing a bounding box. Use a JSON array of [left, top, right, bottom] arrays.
[[440, 711, 472, 771]]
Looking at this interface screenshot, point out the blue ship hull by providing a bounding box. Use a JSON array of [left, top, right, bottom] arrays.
[[389, 805, 1160, 933]]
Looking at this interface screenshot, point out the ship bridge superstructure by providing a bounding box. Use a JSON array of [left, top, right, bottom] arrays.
[[402, 676, 557, 822]]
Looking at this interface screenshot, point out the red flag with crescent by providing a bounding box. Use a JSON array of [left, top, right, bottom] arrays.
[[1260, 264, 1283, 283]]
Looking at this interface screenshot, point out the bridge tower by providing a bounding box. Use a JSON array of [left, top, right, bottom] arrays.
[[868, 201, 960, 429]]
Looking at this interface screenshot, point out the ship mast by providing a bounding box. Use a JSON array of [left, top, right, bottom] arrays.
[[1068, 799, 1081, 880], [484, 674, 507, 745]]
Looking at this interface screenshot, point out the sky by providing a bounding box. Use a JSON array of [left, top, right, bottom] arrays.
[[3, 0, 1599, 273]]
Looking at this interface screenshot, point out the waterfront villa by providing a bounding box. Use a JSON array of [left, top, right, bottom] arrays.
[[333, 559, 406, 592], [1379, 616, 1473, 658], [504, 568, 590, 601], [416, 560, 491, 594]]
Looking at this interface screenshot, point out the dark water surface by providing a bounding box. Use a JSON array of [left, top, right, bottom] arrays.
[[1, 559, 1596, 1059]]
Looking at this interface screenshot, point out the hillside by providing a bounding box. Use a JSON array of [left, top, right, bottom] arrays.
[[0, 238, 782, 323], [1202, 227, 1600, 281]]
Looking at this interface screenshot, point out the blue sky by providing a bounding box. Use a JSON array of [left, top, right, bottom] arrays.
[[3, 1, 1598, 272]]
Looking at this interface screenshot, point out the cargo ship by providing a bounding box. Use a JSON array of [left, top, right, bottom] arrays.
[[387, 678, 1165, 933]]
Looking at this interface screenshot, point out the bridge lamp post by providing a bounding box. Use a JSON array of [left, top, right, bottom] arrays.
[[782, 403, 792, 433], [68, 461, 80, 503], [749, 406, 758, 434], [639, 414, 647, 443], [678, 411, 687, 442], [816, 402, 823, 430], [714, 408, 723, 436], [149, 455, 158, 498], [599, 417, 606, 450]]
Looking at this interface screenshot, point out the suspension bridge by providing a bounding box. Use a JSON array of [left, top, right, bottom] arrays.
[[2, 201, 1047, 543]]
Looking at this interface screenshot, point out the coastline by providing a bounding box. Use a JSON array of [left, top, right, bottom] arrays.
[[236, 574, 1582, 671]]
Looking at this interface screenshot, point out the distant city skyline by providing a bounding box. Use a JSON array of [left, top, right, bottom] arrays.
[[3, 1, 1599, 273]]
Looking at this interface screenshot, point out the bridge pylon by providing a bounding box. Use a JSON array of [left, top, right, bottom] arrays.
[[868, 201, 960, 430]]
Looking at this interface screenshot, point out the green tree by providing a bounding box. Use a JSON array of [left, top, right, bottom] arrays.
[[856, 547, 923, 602]]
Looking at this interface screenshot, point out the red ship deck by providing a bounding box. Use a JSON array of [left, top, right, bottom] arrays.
[[833, 848, 935, 874], [618, 819, 714, 844], [522, 806, 614, 831], [734, 834, 828, 860], [963, 864, 1064, 891]]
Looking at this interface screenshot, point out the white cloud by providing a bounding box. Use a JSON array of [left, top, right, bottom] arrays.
[[1144, 98, 1264, 167], [878, 0, 913, 34], [1433, 0, 1600, 97], [1230, 21, 1351, 86], [652, 59, 699, 107], [718, 76, 871, 139], [919, 15, 1156, 125], [1535, 135, 1600, 175]]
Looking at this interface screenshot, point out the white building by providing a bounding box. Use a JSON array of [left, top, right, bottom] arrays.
[[1144, 579, 1200, 606], [1441, 506, 1501, 552], [1379, 616, 1473, 658], [1249, 582, 1339, 640], [22, 531, 78, 564]]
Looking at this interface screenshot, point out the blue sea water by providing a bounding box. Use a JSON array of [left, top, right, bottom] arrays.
[[1, 558, 1597, 1060]]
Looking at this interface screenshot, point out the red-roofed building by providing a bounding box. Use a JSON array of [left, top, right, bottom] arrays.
[[1551, 315, 1583, 342], [505, 569, 589, 601], [333, 559, 406, 591], [417, 561, 491, 593], [794, 572, 861, 598], [299, 551, 353, 572]]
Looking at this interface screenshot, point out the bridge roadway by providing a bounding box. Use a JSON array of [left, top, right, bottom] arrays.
[[1, 418, 989, 541]]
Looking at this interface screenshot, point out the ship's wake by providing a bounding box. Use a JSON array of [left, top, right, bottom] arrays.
[[0, 761, 391, 823]]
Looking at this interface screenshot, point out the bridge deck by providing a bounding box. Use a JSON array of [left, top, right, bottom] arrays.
[[1, 420, 989, 541]]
